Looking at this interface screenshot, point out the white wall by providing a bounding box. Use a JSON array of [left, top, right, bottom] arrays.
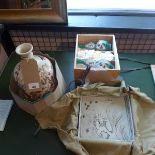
[[0, 44, 8, 75]]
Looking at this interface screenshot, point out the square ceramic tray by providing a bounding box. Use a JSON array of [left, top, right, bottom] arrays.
[[78, 95, 135, 142]]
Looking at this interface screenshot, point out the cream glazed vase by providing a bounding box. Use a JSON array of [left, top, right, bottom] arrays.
[[13, 43, 55, 101]]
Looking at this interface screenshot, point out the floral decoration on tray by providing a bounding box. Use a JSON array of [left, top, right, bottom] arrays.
[[76, 40, 115, 69], [78, 95, 134, 142]]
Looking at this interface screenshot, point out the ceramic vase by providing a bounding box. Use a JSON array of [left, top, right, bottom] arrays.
[[13, 43, 55, 101]]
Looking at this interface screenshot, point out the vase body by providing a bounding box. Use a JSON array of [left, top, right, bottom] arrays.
[[13, 43, 54, 101]]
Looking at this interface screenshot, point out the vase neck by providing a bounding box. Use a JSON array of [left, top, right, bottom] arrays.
[[15, 43, 33, 59]]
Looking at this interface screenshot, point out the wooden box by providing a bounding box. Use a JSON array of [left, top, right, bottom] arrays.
[[74, 34, 120, 82]]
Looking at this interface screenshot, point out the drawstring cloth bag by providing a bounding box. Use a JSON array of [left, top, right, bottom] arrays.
[[36, 83, 155, 155]]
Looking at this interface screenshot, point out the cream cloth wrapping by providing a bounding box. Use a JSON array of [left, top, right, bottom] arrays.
[[35, 83, 155, 155]]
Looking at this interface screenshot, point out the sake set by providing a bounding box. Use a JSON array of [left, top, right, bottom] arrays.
[[74, 34, 120, 82], [10, 34, 120, 115]]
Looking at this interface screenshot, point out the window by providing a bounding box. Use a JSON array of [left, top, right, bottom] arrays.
[[67, 0, 155, 15]]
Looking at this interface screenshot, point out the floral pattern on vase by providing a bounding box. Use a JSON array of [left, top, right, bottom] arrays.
[[13, 43, 55, 101]]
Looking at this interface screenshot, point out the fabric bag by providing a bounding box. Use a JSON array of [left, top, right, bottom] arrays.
[[36, 83, 155, 155]]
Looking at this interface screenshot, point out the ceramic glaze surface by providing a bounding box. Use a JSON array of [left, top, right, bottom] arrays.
[[13, 43, 54, 100], [79, 95, 134, 141]]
